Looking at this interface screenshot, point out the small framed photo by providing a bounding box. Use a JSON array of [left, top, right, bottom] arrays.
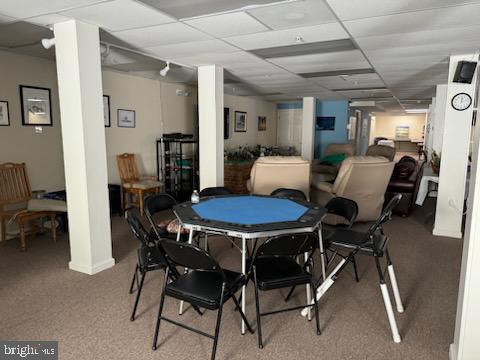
[[118, 109, 135, 128], [258, 116, 266, 131], [103, 95, 111, 127], [234, 111, 247, 132], [19, 85, 53, 126], [0, 101, 10, 126]]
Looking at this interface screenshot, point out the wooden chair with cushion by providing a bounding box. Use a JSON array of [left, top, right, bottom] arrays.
[[0, 163, 64, 251], [116, 153, 161, 216]]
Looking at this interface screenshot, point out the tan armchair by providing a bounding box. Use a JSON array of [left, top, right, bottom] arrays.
[[311, 143, 355, 176], [247, 156, 310, 199], [366, 144, 396, 161], [311, 156, 395, 222]]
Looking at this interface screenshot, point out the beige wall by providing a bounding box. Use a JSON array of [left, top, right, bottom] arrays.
[[224, 94, 277, 149], [0, 50, 277, 192], [373, 114, 426, 140], [0, 50, 64, 192]]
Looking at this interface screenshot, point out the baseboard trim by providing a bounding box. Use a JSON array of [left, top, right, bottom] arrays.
[[432, 227, 463, 239], [69, 257, 115, 275], [449, 343, 457, 360]]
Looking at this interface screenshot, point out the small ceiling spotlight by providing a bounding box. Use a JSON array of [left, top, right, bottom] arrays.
[[41, 38, 55, 49], [159, 61, 170, 77]]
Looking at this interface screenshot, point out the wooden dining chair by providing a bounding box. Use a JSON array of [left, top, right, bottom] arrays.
[[116, 153, 161, 216], [0, 163, 58, 251]]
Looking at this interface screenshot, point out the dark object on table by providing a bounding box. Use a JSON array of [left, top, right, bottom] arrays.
[[152, 240, 253, 360], [125, 208, 167, 321], [385, 156, 425, 216], [270, 188, 306, 200], [250, 233, 321, 349], [322, 194, 404, 343]]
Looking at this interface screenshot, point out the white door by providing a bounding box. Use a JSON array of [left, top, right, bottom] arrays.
[[277, 109, 303, 153]]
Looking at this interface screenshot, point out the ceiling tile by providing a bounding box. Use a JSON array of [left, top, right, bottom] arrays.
[[137, 0, 276, 19], [269, 49, 370, 73], [113, 22, 210, 48], [344, 4, 480, 37], [224, 22, 348, 50], [0, 13, 16, 23], [0, 0, 108, 19], [61, 0, 175, 31], [145, 39, 237, 59], [25, 14, 71, 27], [174, 50, 260, 67], [0, 21, 52, 47], [185, 12, 268, 38], [327, 0, 480, 20], [312, 73, 384, 90], [355, 25, 480, 51], [247, 0, 337, 29]]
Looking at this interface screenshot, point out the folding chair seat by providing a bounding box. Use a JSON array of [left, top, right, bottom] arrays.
[[166, 269, 245, 310], [152, 240, 253, 360]]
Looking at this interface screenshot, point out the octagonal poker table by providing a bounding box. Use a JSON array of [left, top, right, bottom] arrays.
[[173, 194, 326, 333]]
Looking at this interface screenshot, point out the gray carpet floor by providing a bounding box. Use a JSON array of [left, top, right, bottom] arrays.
[[0, 199, 462, 360]]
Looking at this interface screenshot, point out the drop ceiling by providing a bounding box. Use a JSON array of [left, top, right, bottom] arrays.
[[1, 0, 480, 113]]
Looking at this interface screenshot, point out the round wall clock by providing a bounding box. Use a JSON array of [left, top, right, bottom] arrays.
[[451, 92, 472, 111]]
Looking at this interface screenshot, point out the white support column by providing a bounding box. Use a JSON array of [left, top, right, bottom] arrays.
[[433, 54, 479, 239], [450, 68, 480, 360], [198, 65, 224, 189], [301, 97, 316, 161], [432, 85, 448, 154], [54, 20, 114, 274]]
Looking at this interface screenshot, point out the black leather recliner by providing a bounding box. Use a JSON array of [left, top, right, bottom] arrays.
[[385, 156, 425, 216]]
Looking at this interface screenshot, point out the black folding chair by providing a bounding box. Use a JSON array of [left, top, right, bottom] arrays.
[[310, 194, 404, 343], [125, 208, 167, 321], [284, 196, 359, 302], [152, 240, 253, 360], [270, 188, 307, 200], [143, 193, 180, 240], [200, 187, 232, 197], [250, 233, 321, 349], [323, 197, 360, 281]]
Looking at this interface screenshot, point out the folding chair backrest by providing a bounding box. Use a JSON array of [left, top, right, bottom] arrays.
[[144, 193, 177, 220], [270, 188, 307, 201], [125, 208, 154, 247], [367, 193, 402, 235], [325, 197, 359, 228], [162, 240, 221, 273], [0, 162, 32, 206], [256, 233, 317, 258], [117, 153, 141, 183], [199, 187, 232, 197]]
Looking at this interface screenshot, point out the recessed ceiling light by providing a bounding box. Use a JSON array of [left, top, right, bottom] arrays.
[[285, 12, 305, 20]]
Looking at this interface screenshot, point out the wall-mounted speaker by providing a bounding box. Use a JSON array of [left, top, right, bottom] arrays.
[[453, 61, 477, 84]]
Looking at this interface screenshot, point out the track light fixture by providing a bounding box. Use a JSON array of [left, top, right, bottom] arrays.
[[41, 38, 55, 49], [159, 61, 170, 77]]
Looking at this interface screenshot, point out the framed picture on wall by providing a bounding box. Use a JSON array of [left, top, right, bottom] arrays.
[[103, 95, 111, 127], [258, 116, 266, 131], [19, 85, 52, 126], [234, 111, 247, 132], [224, 107, 230, 139], [316, 116, 335, 131], [0, 101, 10, 126], [118, 109, 135, 128]]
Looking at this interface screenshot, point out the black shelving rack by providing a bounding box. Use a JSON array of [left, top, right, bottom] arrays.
[[157, 133, 198, 201]]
